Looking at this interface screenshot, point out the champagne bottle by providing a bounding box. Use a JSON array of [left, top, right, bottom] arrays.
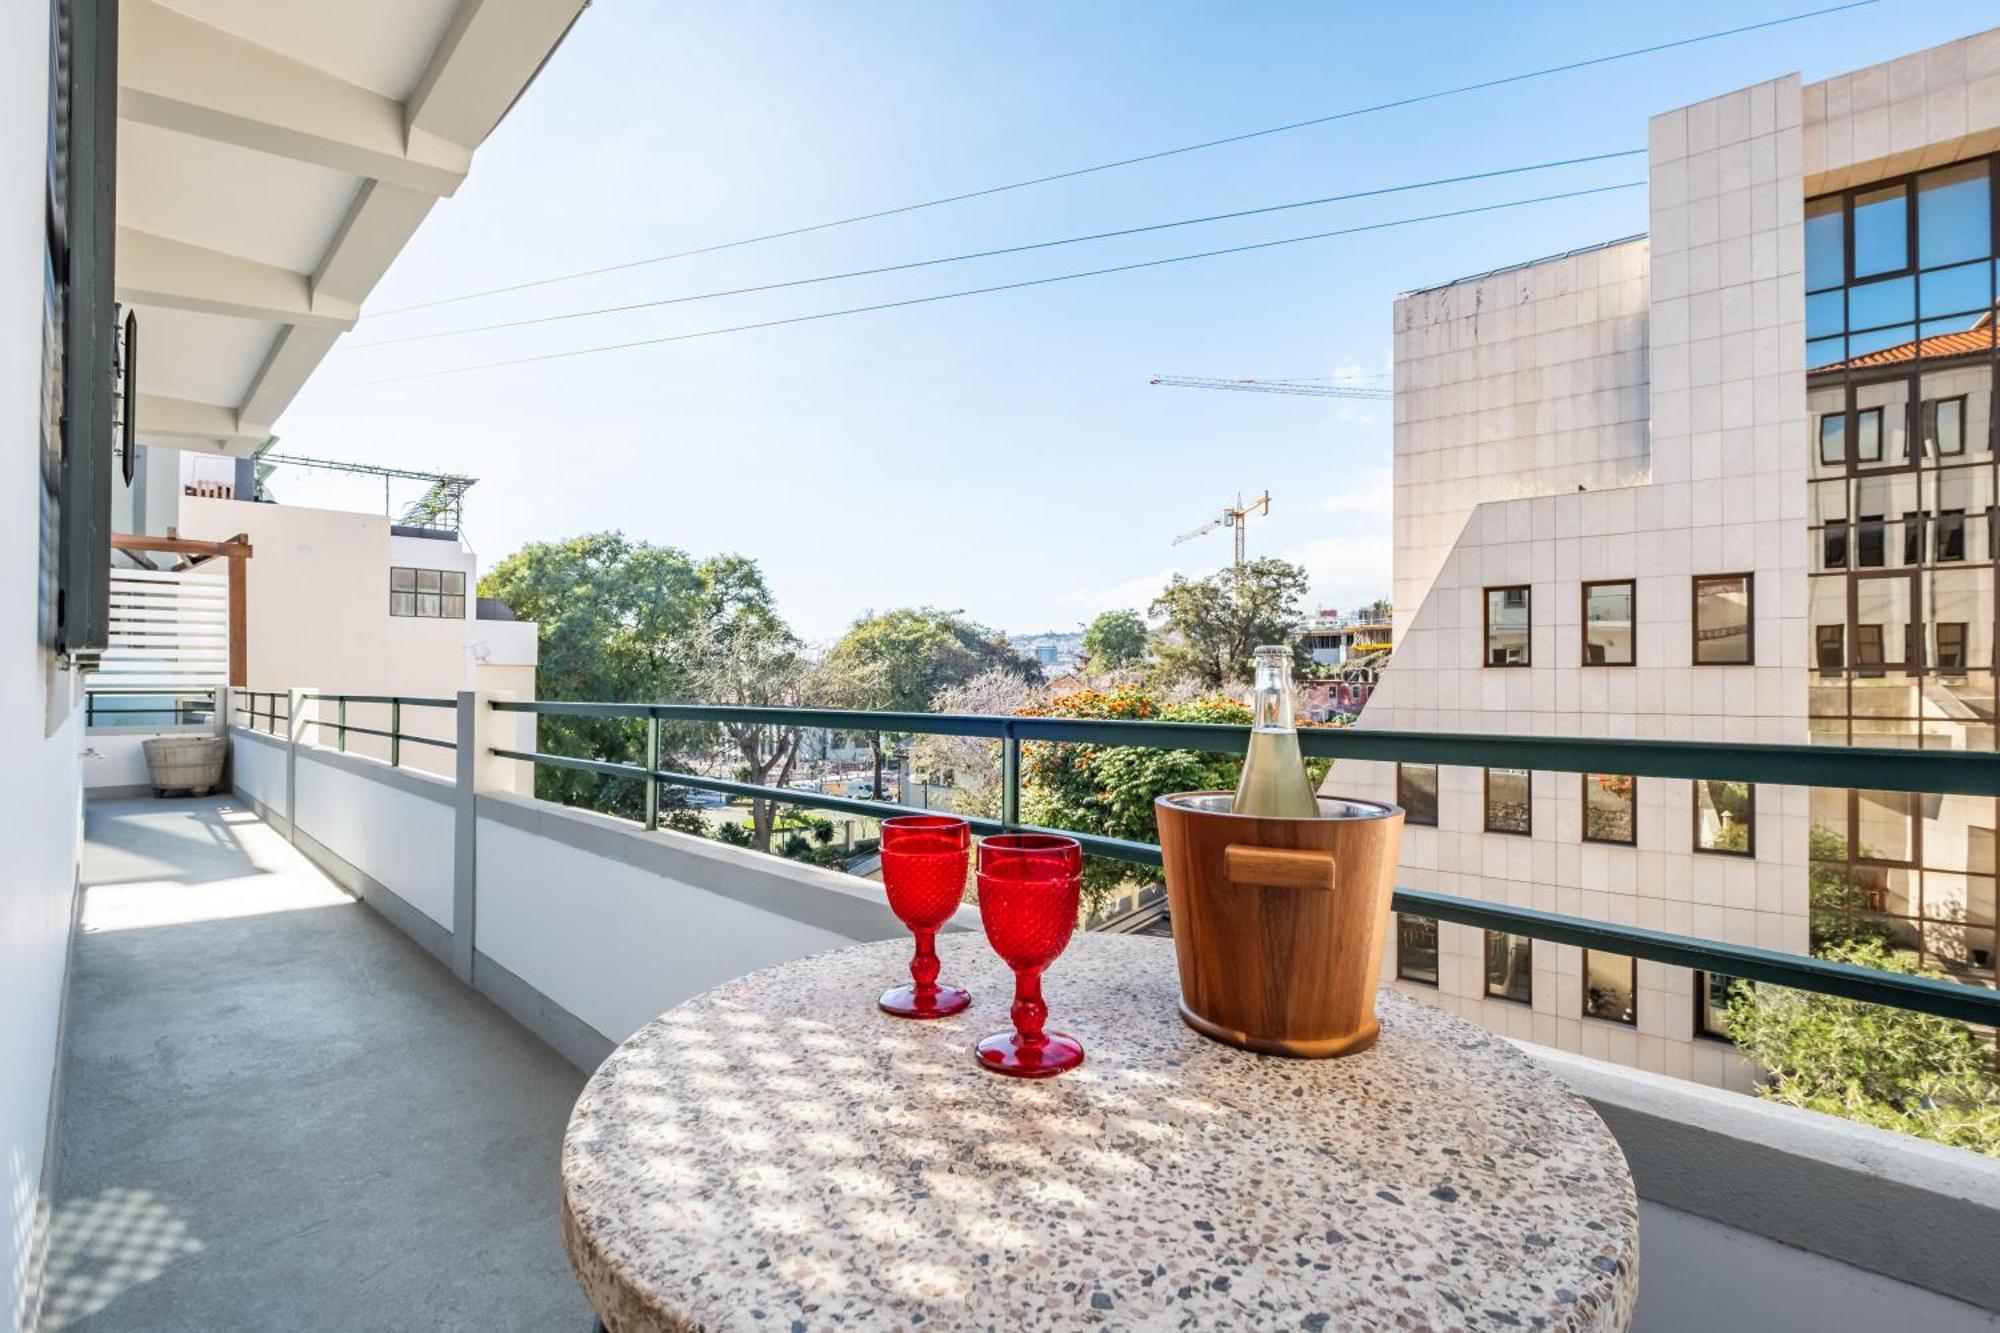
[[1232, 644, 1321, 818]]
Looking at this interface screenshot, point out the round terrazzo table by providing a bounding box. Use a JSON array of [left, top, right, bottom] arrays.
[[561, 935, 1638, 1332]]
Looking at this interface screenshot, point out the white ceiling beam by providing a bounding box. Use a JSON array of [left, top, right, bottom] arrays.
[[312, 181, 439, 306], [407, 0, 590, 153], [117, 227, 359, 330], [238, 325, 343, 432], [135, 393, 270, 455], [118, 0, 469, 198]]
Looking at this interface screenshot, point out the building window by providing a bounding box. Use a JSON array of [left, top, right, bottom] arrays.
[[1396, 915, 1439, 985], [1582, 952, 1636, 1025], [1582, 580, 1635, 666], [1484, 931, 1532, 1004], [1903, 509, 1926, 564], [1692, 574, 1753, 664], [1935, 510, 1966, 562], [1822, 521, 1848, 569], [1397, 763, 1439, 827], [1937, 621, 1969, 672], [1852, 183, 1910, 279], [1484, 586, 1530, 666], [1484, 768, 1531, 835], [1582, 774, 1637, 845], [1816, 624, 1845, 670], [1694, 779, 1755, 856], [1925, 396, 1967, 457], [1855, 622, 1886, 667], [390, 567, 467, 618], [1695, 972, 1740, 1041], [1818, 414, 1846, 466], [1855, 406, 1884, 463], [1857, 516, 1886, 568]]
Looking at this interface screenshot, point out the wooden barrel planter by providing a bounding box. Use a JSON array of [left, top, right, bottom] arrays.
[[1154, 792, 1404, 1058]]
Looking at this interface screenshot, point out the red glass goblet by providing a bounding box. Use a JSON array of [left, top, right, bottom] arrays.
[[974, 833, 1085, 1077], [877, 815, 973, 1019]]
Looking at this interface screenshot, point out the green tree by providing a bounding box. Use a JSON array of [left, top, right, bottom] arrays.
[[1807, 823, 1901, 953], [478, 533, 800, 844], [1149, 558, 1310, 688], [1082, 608, 1149, 671], [821, 607, 1042, 797], [1018, 684, 1329, 915], [1724, 940, 2000, 1156]]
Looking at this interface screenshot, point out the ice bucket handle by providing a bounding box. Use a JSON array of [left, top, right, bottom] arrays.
[[1222, 845, 1336, 893]]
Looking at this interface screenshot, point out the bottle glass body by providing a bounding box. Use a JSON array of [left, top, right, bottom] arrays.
[[1232, 646, 1320, 818]]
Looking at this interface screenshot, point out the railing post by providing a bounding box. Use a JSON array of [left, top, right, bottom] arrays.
[[389, 698, 402, 769], [336, 698, 347, 752], [1001, 723, 1021, 830], [643, 713, 661, 832], [451, 690, 479, 985], [285, 686, 312, 844]]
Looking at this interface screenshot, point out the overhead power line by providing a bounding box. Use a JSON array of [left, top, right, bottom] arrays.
[[343, 149, 1644, 350], [360, 0, 1874, 320], [315, 180, 1643, 392]]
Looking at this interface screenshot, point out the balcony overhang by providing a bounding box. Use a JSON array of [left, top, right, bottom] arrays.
[[117, 0, 588, 455]]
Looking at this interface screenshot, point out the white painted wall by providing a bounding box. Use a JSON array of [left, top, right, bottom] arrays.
[[82, 727, 213, 792], [2, 6, 81, 1329], [474, 817, 855, 1043], [229, 728, 287, 814], [175, 496, 532, 778], [293, 751, 456, 930]]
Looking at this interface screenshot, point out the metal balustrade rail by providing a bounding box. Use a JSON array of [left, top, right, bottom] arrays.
[[297, 692, 458, 769], [486, 700, 2000, 1028], [85, 688, 216, 727], [230, 689, 291, 736]]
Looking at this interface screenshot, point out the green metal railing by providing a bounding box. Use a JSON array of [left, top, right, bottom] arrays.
[[85, 688, 216, 727], [298, 693, 457, 768], [487, 700, 2000, 1029], [231, 690, 290, 736]]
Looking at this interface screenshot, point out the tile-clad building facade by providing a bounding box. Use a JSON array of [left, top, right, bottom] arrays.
[[1346, 29, 2000, 1088]]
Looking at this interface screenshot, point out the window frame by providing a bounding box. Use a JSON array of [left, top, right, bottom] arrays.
[[1482, 584, 1531, 668], [1691, 572, 1756, 666], [1581, 773, 1637, 846], [389, 565, 468, 619], [1483, 930, 1533, 1005], [1483, 767, 1532, 837], [1925, 394, 1968, 458], [1581, 950, 1637, 1026], [1694, 971, 1741, 1042], [1396, 762, 1439, 828], [1395, 914, 1439, 986], [1693, 779, 1757, 858], [1580, 579, 1636, 667]]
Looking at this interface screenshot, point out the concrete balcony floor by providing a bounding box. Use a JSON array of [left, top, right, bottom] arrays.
[[40, 798, 2000, 1331], [44, 798, 593, 1331]]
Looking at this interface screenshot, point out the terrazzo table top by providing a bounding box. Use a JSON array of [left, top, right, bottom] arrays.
[[561, 935, 1637, 1332]]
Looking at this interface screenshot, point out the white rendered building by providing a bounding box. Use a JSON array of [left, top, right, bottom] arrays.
[[1349, 28, 2000, 1088]]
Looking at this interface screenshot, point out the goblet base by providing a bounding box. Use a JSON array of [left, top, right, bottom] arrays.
[[878, 982, 971, 1019], [974, 1029, 1084, 1078]]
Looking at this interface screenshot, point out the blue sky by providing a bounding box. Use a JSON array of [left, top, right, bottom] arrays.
[[280, 1, 1996, 643]]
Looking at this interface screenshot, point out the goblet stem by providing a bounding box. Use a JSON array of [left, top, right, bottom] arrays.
[[1011, 967, 1048, 1049], [910, 928, 940, 1002]]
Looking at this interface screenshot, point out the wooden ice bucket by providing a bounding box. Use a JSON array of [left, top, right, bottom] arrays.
[[1155, 792, 1403, 1058]]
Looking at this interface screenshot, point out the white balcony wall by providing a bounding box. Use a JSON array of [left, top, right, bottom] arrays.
[[231, 727, 287, 813], [2, 6, 82, 1328], [293, 749, 455, 932], [474, 802, 861, 1044]]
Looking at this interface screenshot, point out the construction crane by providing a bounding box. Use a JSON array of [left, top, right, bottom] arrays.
[[1174, 491, 1271, 571], [1149, 374, 1392, 400]]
